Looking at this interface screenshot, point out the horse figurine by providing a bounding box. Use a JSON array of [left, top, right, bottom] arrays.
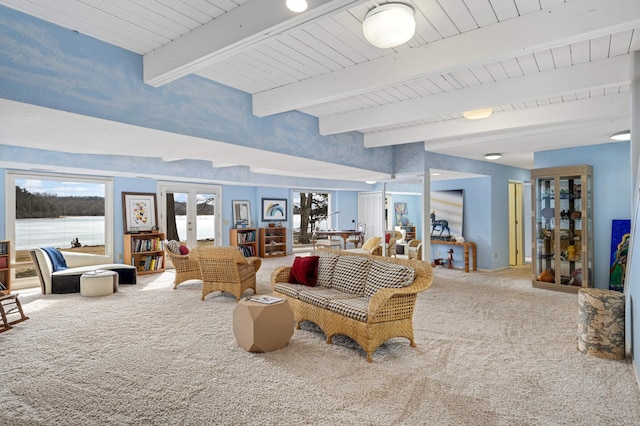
[[430, 212, 450, 236]]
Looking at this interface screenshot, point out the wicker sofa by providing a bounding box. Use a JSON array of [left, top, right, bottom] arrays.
[[270, 248, 433, 362]]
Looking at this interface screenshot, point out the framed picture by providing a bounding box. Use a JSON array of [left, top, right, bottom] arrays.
[[122, 192, 158, 233], [232, 200, 251, 228], [262, 198, 287, 222]]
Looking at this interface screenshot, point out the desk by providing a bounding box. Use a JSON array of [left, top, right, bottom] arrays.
[[430, 240, 477, 273], [315, 230, 363, 249]]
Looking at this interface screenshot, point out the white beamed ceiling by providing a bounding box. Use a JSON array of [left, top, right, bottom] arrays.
[[1, 0, 639, 178]]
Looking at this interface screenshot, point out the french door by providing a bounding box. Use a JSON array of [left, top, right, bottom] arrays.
[[159, 183, 222, 250]]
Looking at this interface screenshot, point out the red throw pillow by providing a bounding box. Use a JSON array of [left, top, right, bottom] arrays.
[[385, 232, 391, 243], [179, 245, 190, 255], [288, 256, 320, 287]]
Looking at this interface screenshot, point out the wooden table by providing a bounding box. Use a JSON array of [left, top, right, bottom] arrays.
[[315, 230, 363, 249], [430, 240, 477, 272]]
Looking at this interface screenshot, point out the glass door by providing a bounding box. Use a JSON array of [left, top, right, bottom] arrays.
[[159, 184, 221, 251]]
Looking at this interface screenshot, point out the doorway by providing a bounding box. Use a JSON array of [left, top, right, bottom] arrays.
[[159, 183, 222, 250], [508, 181, 524, 266]]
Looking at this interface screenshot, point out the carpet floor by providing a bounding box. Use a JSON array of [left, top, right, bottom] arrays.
[[1, 255, 639, 425]]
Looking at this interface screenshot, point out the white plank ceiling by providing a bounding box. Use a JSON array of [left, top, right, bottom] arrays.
[[1, 0, 639, 181]]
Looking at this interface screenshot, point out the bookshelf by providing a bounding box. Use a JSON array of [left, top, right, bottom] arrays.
[[259, 227, 287, 258], [401, 225, 416, 241], [0, 240, 10, 294], [230, 228, 258, 257], [124, 232, 165, 275]]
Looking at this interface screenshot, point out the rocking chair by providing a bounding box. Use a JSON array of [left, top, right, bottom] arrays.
[[0, 293, 29, 333]]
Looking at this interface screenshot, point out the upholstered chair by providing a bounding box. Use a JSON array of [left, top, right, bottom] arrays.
[[191, 246, 261, 301]]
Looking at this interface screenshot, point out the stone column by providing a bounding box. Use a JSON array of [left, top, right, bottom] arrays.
[[577, 288, 625, 360]]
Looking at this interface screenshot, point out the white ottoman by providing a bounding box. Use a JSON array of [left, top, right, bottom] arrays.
[[80, 270, 118, 296]]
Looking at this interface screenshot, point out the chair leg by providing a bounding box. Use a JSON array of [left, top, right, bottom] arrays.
[[0, 294, 29, 333]]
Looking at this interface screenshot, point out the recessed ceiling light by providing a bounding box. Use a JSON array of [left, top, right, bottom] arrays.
[[610, 130, 631, 141], [286, 0, 308, 13], [430, 172, 443, 176], [484, 153, 502, 160], [365, 180, 377, 184], [463, 107, 493, 120]]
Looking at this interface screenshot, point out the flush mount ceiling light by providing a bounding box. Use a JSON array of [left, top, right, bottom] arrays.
[[286, 0, 307, 13], [610, 130, 631, 141], [463, 107, 493, 120], [363, 3, 416, 49], [484, 153, 503, 160], [365, 180, 377, 184]]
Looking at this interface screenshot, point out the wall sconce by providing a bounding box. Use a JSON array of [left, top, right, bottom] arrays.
[[363, 3, 416, 49]]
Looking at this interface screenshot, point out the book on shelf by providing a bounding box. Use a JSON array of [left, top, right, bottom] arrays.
[[247, 295, 283, 305]]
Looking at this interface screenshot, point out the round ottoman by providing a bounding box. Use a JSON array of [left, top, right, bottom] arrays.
[[80, 270, 118, 296]]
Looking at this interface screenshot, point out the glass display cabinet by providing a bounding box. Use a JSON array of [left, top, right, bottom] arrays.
[[531, 165, 593, 293]]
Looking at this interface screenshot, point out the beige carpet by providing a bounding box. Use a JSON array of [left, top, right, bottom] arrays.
[[1, 256, 639, 425]]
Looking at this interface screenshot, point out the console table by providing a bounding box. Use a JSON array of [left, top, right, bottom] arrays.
[[430, 240, 477, 273]]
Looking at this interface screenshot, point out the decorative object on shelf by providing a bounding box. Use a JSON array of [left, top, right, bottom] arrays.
[[541, 207, 554, 219], [430, 212, 450, 236], [232, 200, 251, 228], [122, 192, 157, 233], [362, 3, 415, 49], [262, 198, 287, 222], [538, 268, 555, 283]]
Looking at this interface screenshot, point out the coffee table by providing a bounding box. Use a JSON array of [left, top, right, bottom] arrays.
[[233, 297, 294, 353]]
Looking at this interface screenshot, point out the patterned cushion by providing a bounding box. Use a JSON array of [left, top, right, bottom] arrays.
[[327, 297, 369, 323], [310, 250, 339, 288], [331, 256, 371, 295], [274, 282, 316, 299], [364, 260, 415, 298], [166, 240, 180, 254], [297, 288, 359, 309]]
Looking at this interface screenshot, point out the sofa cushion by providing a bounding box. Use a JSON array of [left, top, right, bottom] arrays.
[[327, 297, 369, 323], [364, 260, 415, 298], [42, 247, 68, 272], [311, 250, 339, 288], [273, 282, 317, 299], [298, 287, 359, 309], [331, 256, 371, 295], [288, 255, 319, 287], [166, 240, 180, 254]]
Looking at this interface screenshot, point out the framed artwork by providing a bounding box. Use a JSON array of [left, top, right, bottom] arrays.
[[262, 198, 287, 222], [430, 190, 464, 238], [232, 200, 251, 228], [122, 192, 157, 233]]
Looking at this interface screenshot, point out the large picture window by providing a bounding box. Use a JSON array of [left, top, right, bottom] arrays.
[[6, 172, 113, 283]]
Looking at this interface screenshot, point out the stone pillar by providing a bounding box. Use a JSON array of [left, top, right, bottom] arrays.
[[577, 288, 625, 360]]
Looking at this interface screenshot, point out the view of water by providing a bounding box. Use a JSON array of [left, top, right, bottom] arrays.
[[15, 215, 216, 250]]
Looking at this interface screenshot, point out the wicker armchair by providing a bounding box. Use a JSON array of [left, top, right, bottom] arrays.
[[408, 240, 423, 260], [191, 246, 261, 301], [165, 247, 201, 289]]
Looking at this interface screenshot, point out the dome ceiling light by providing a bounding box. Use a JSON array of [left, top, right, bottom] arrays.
[[362, 3, 416, 49], [463, 107, 493, 120], [484, 153, 503, 160], [610, 130, 630, 141], [286, 0, 308, 13]]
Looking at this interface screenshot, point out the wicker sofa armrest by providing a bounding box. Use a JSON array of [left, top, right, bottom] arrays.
[[271, 266, 292, 289], [367, 278, 430, 320]]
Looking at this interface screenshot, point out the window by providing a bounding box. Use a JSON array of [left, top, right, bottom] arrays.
[[292, 191, 331, 246], [6, 172, 113, 282]]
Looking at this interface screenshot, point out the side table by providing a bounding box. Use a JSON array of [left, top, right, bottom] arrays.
[[233, 298, 294, 353]]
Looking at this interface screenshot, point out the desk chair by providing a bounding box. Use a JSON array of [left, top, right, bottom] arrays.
[[346, 223, 366, 248], [311, 232, 342, 250]]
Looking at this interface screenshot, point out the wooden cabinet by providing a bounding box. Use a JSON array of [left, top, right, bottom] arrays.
[[259, 227, 287, 258], [0, 241, 10, 294], [230, 228, 258, 257], [402, 225, 416, 241], [124, 232, 165, 274], [531, 165, 593, 293]]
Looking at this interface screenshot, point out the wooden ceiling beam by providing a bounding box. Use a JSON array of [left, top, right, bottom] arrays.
[[253, 0, 640, 117]]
